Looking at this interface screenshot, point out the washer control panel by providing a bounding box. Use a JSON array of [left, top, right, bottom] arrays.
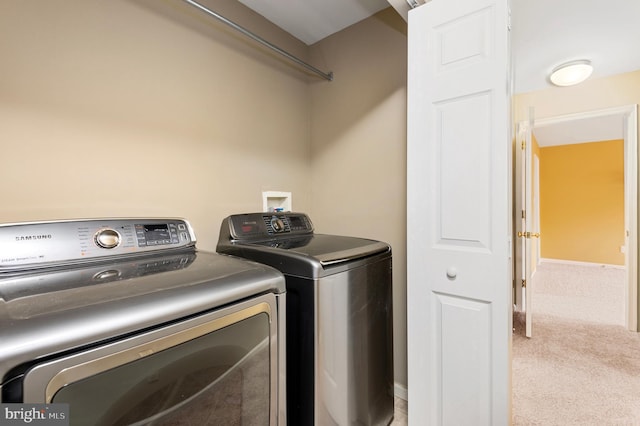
[[226, 212, 313, 240], [0, 218, 196, 270]]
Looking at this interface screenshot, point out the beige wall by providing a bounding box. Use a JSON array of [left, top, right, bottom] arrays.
[[1, 1, 409, 391], [0, 0, 313, 252], [514, 70, 640, 123], [309, 9, 408, 390]]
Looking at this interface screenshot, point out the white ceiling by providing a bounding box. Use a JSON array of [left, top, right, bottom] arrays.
[[533, 114, 624, 147], [512, 0, 639, 147], [237, 0, 640, 146], [512, 0, 640, 94], [237, 0, 390, 46]]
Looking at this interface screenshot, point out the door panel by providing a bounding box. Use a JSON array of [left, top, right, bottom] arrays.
[[437, 294, 491, 424], [438, 93, 492, 249], [407, 0, 512, 424], [515, 117, 534, 337], [524, 121, 534, 338]]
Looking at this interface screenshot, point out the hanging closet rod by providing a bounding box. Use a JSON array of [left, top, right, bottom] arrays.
[[182, 0, 334, 81]]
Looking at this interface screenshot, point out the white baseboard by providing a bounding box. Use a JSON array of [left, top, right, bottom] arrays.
[[394, 382, 408, 401], [539, 258, 625, 270]]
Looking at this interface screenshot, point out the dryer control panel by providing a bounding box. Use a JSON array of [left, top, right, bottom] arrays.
[[0, 218, 196, 271], [224, 212, 313, 241]]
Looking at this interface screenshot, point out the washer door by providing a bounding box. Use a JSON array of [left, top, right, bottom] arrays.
[[23, 294, 279, 426]]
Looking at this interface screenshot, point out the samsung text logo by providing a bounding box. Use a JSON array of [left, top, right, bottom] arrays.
[[14, 235, 52, 242]]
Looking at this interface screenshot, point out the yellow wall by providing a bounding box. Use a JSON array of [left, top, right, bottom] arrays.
[[539, 140, 625, 265]]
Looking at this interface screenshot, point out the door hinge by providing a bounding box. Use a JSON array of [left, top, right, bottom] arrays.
[[521, 140, 526, 150], [522, 210, 525, 219], [522, 279, 526, 288]]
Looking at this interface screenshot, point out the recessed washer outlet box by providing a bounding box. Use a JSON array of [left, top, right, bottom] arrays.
[[262, 191, 292, 212]]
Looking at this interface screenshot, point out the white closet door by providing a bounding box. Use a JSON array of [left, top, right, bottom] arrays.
[[407, 0, 512, 424]]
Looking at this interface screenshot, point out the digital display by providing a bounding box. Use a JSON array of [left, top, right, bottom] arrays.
[[234, 219, 259, 235], [288, 216, 306, 229], [143, 224, 170, 241], [242, 224, 257, 233]]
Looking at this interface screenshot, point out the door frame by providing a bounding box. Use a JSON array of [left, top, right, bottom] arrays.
[[533, 153, 541, 271], [525, 104, 638, 331]]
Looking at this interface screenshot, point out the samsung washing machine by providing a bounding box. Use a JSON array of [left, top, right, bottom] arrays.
[[217, 212, 394, 426], [0, 218, 286, 425]]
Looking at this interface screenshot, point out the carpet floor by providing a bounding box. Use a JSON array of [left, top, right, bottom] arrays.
[[512, 261, 640, 425]]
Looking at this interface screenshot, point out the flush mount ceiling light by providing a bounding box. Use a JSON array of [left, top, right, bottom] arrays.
[[549, 60, 593, 87]]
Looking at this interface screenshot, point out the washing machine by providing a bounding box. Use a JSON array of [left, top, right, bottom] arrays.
[[0, 218, 286, 426], [217, 212, 394, 426]]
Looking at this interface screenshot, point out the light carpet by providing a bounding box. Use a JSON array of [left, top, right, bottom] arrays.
[[512, 261, 640, 425]]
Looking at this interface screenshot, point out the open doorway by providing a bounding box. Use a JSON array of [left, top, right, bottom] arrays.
[[531, 132, 625, 326], [526, 105, 638, 332], [512, 105, 639, 424], [515, 105, 638, 333]]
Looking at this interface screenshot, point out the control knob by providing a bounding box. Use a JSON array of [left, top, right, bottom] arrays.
[[271, 217, 285, 233], [95, 229, 121, 249]]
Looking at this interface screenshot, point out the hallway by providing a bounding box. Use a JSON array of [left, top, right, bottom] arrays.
[[512, 262, 640, 425]]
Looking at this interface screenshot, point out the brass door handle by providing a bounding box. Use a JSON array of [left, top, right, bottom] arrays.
[[517, 231, 540, 238]]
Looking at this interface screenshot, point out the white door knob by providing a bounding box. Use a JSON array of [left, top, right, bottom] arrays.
[[446, 267, 457, 279]]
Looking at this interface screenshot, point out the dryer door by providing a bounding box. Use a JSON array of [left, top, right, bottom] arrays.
[[22, 294, 280, 426]]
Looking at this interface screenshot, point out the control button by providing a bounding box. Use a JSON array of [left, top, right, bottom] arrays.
[[180, 232, 189, 241], [95, 229, 121, 249], [178, 224, 186, 231]]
